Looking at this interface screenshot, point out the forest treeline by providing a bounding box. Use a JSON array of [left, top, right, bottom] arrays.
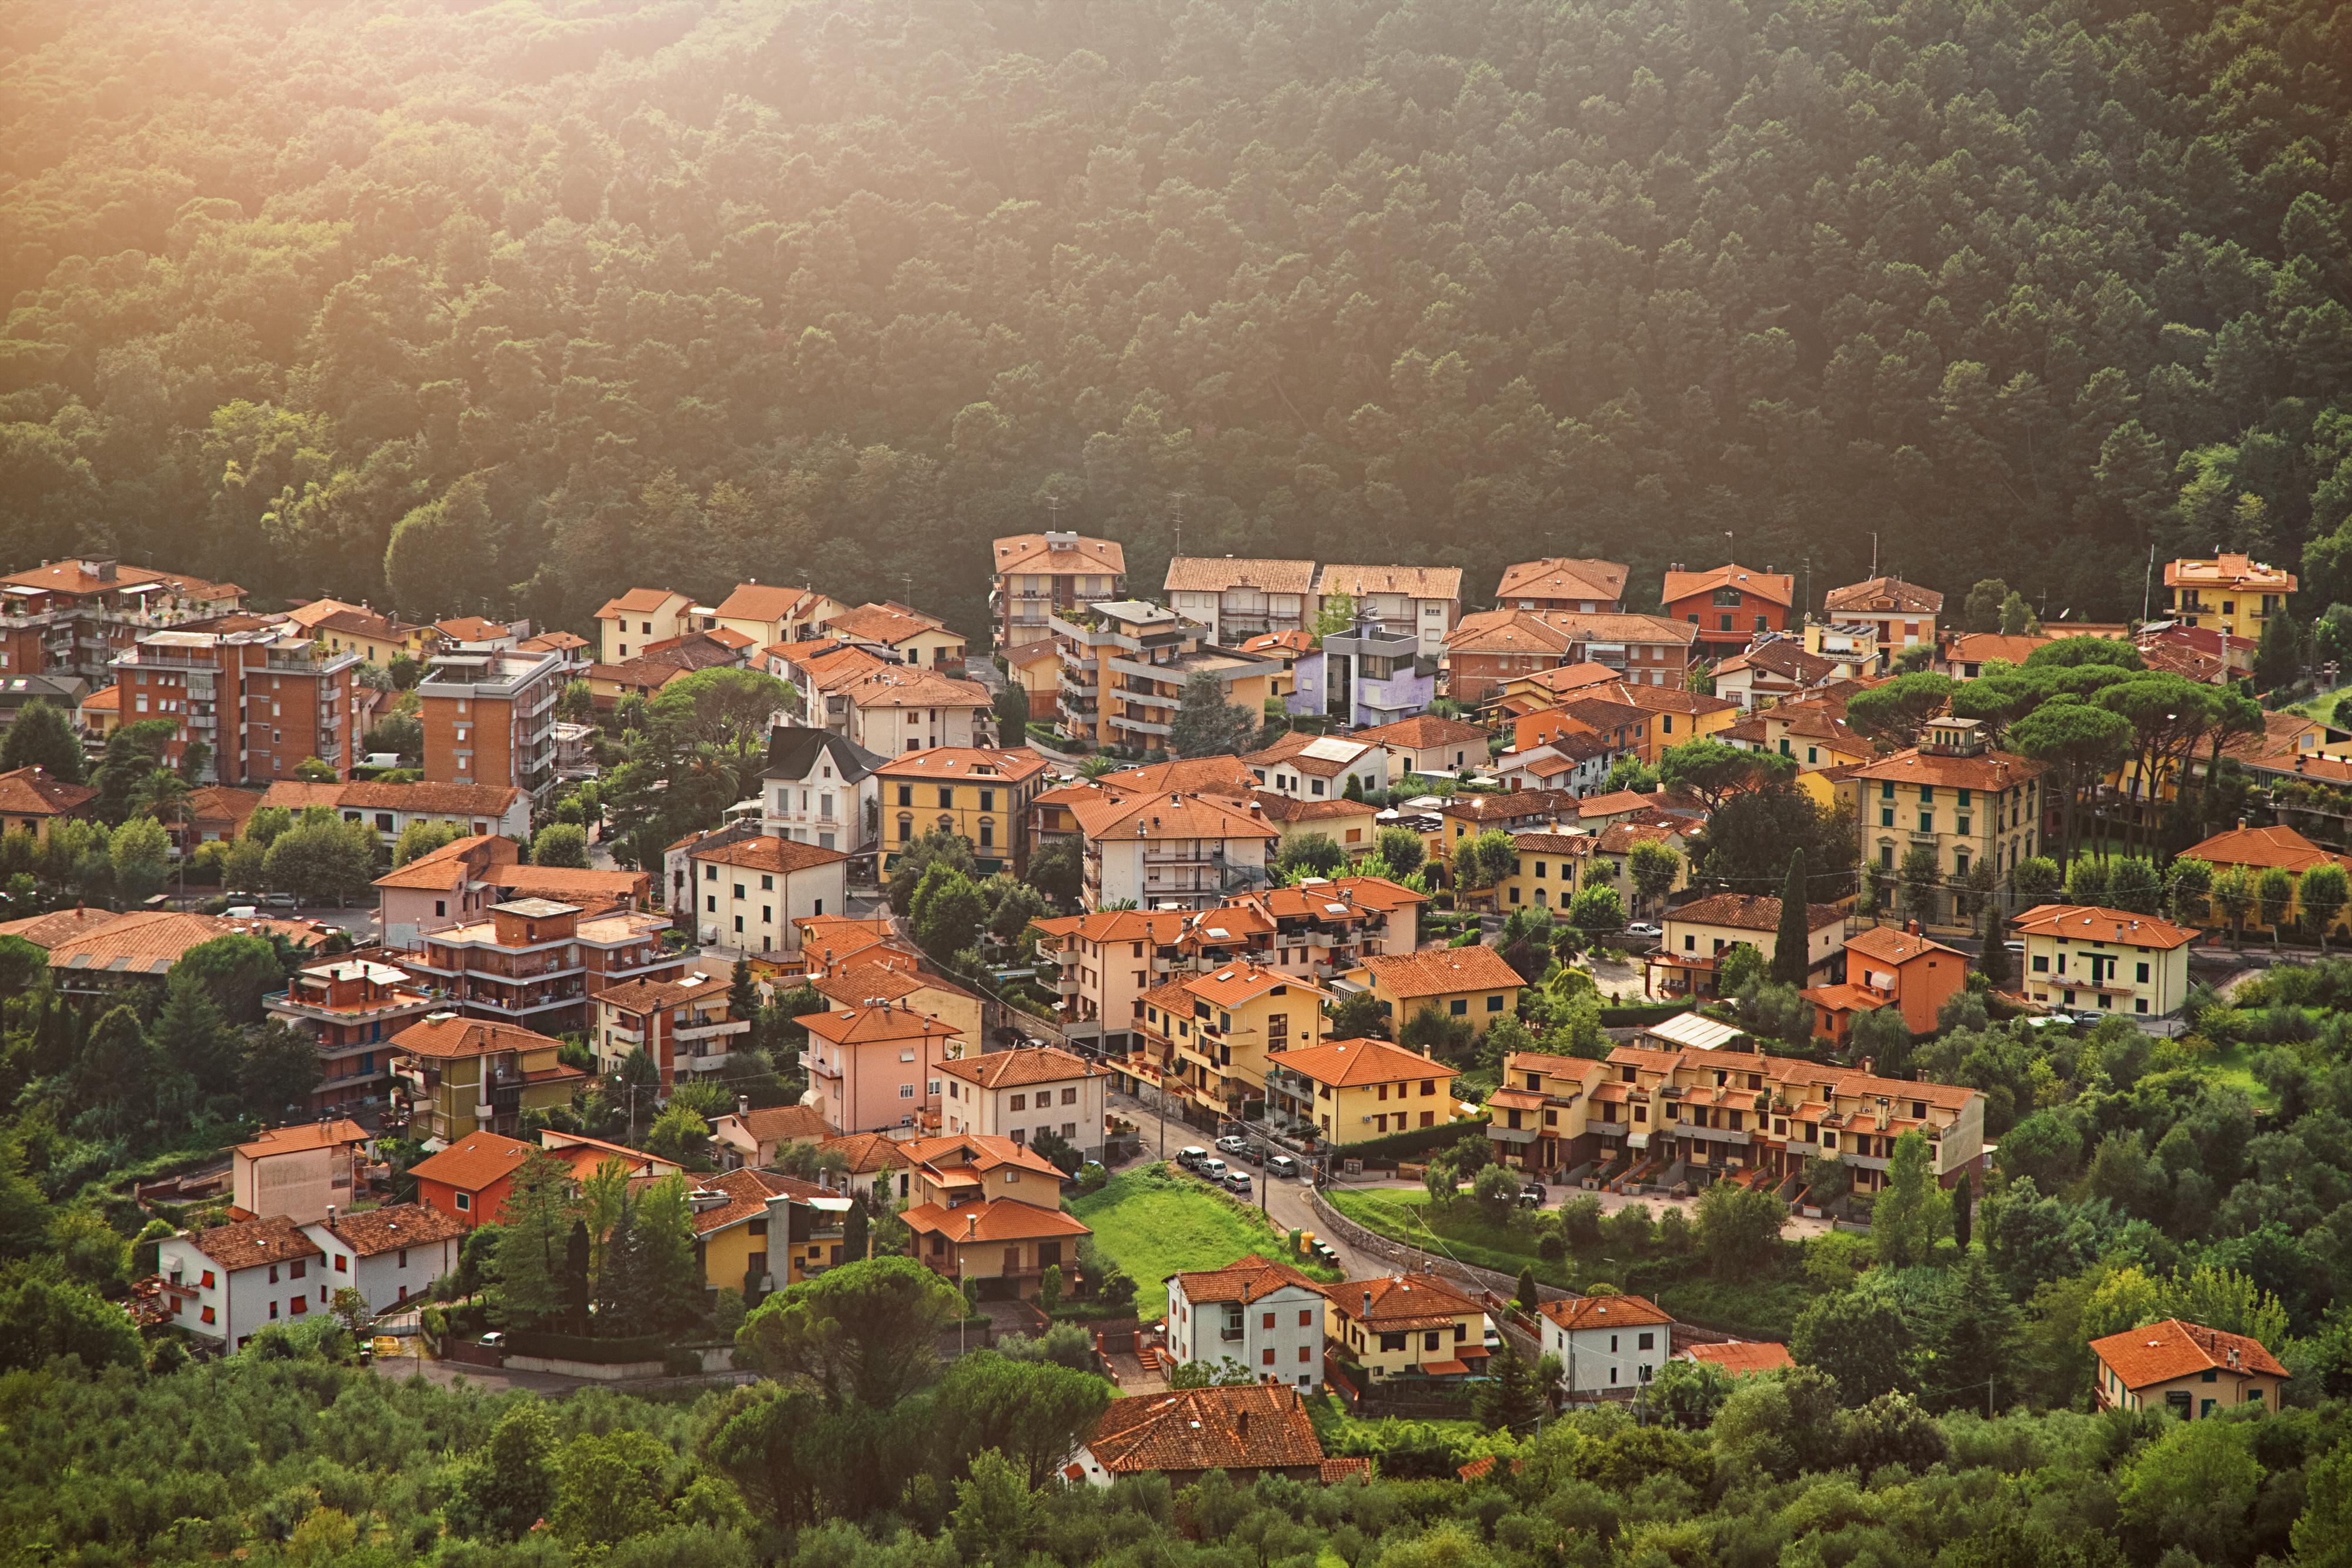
[[2, 0, 2348, 637]]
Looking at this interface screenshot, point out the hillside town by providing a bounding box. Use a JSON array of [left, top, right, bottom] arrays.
[[4, 527, 2334, 1508]]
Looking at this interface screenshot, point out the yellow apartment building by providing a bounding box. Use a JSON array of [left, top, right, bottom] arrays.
[[1135, 962, 1328, 1122], [874, 745, 1053, 880], [1262, 1036, 1455, 1144], [1345, 946, 1524, 1034]]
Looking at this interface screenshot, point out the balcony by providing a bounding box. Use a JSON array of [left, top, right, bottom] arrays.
[[1588, 1119, 1629, 1139], [265, 989, 437, 1027], [675, 1018, 749, 1042], [1672, 1122, 1752, 1146], [1109, 713, 1173, 737]]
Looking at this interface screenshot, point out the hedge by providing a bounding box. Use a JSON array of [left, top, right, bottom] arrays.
[[1331, 1117, 1491, 1162], [503, 1329, 666, 1364], [1598, 998, 1695, 1028]]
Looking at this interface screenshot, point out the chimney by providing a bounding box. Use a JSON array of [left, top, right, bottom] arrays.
[[326, 1204, 337, 1231], [1236, 1408, 1250, 1438], [1857, 1057, 1873, 1076], [737, 1095, 750, 1119], [1362, 1289, 1372, 1318]]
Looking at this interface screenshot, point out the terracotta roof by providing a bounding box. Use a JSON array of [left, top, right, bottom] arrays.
[[1715, 640, 1838, 683], [187, 785, 265, 831], [596, 588, 689, 617], [1164, 557, 1319, 596], [321, 1202, 469, 1256], [597, 970, 728, 1015], [186, 1213, 322, 1271], [0, 766, 96, 817], [1319, 875, 1429, 911], [1848, 744, 2045, 791], [711, 583, 816, 623], [1940, 632, 2050, 667], [1252, 793, 1377, 824], [81, 685, 119, 714], [1088, 755, 1261, 800], [2090, 1318, 2288, 1389], [1495, 558, 1629, 603], [2179, 824, 2346, 874], [392, 1015, 569, 1061], [937, 1045, 1101, 1090], [1440, 789, 1581, 825], [1244, 731, 1384, 777], [47, 911, 315, 975], [237, 1121, 367, 1158], [991, 533, 1127, 577], [827, 601, 955, 648], [873, 746, 1051, 782], [1314, 564, 1464, 601], [690, 835, 850, 874], [408, 1130, 542, 1193], [2012, 904, 2199, 950], [1029, 910, 1194, 948], [900, 1197, 1091, 1242], [1843, 926, 1965, 966], [1823, 577, 1944, 616], [1443, 609, 1578, 658], [820, 1131, 914, 1174], [1240, 630, 1316, 655], [2162, 554, 2296, 592], [433, 616, 510, 643], [1662, 564, 1794, 607], [836, 667, 990, 710], [1058, 785, 1277, 845], [1171, 1252, 1324, 1302], [811, 961, 934, 1009], [801, 1003, 963, 1048], [1539, 1293, 1675, 1332], [1680, 1340, 1794, 1375], [1327, 1272, 1483, 1325], [1269, 1037, 1449, 1088], [1513, 831, 1593, 855], [1593, 820, 1681, 854], [1516, 663, 1623, 698], [1183, 961, 1319, 1008], [270, 779, 526, 817], [494, 864, 647, 909], [1602, 682, 1738, 717], [1669, 894, 1845, 935], [1087, 1385, 1325, 1475], [1358, 946, 1524, 997], [1321, 1456, 1373, 1483], [1349, 714, 1489, 751], [688, 1169, 820, 1236], [1, 560, 242, 601], [716, 1104, 836, 1148], [0, 905, 126, 948]]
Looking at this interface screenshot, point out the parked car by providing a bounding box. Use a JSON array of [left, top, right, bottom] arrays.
[[1519, 1180, 1547, 1206], [477, 1332, 506, 1349], [1214, 1134, 1249, 1155], [1200, 1157, 1228, 1181], [260, 892, 299, 909], [1222, 1172, 1252, 1196], [1267, 1153, 1301, 1179], [1624, 921, 1662, 938], [1176, 1146, 1208, 1170], [1240, 1144, 1266, 1166]]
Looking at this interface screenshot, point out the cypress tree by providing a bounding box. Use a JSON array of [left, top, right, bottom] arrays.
[[1978, 904, 2011, 988], [1771, 850, 1810, 985]]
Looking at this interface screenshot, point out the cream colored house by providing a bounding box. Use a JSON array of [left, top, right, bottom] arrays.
[[1648, 892, 1846, 999], [937, 1045, 1108, 1160], [2014, 904, 2196, 1018]]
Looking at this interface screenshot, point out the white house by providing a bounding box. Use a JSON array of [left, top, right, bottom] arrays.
[[1538, 1292, 1674, 1397], [1243, 733, 1391, 801], [304, 1203, 469, 1316], [155, 1215, 329, 1349], [937, 1045, 1109, 1161], [1165, 1253, 1328, 1390], [687, 832, 852, 956], [759, 726, 886, 856]]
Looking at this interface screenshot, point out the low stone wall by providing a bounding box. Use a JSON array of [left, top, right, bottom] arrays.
[[506, 1355, 667, 1381]]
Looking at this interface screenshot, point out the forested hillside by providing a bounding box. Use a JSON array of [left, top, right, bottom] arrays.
[[2, 0, 2348, 635]]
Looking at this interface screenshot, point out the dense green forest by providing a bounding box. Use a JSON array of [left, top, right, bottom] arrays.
[[4, 0, 2349, 635]]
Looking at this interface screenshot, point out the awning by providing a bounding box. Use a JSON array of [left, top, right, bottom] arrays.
[[1419, 1359, 1471, 1376]]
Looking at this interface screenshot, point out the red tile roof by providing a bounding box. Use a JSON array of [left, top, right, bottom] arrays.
[[1349, 714, 1489, 751], [1269, 1037, 1449, 1089], [1495, 558, 1629, 603], [320, 1202, 469, 1256], [1680, 1340, 1794, 1375], [185, 1213, 322, 1271], [407, 1131, 542, 1193], [937, 1045, 1101, 1090], [0, 766, 96, 818], [2012, 904, 2198, 951], [690, 836, 851, 874], [2090, 1318, 2287, 1389], [1539, 1293, 1675, 1332], [1662, 563, 1793, 607], [900, 1196, 1092, 1242], [393, 1015, 570, 1061], [1669, 894, 1844, 935], [1357, 945, 1524, 998], [1087, 1385, 1325, 1475], [1325, 1272, 1484, 1326], [1169, 1252, 1323, 1303]]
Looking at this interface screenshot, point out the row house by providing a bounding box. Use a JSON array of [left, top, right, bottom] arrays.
[[877, 745, 1053, 880], [1349, 713, 1490, 780], [1490, 733, 1609, 795], [1165, 557, 1318, 643], [1051, 599, 1278, 752], [153, 1215, 325, 1349], [1166, 1253, 1328, 1389], [1511, 694, 1648, 764], [0, 557, 244, 684], [399, 897, 685, 1035], [1263, 1035, 1455, 1145], [1820, 577, 1942, 673], [1431, 788, 1582, 867], [387, 1014, 584, 1147], [802, 998, 962, 1134], [1326, 1273, 1491, 1385], [1660, 563, 1796, 656], [263, 957, 440, 1114], [1512, 679, 1735, 764], [1442, 610, 1692, 706], [772, 639, 892, 731], [938, 1045, 1108, 1159], [759, 726, 885, 859], [804, 935, 996, 1056], [991, 531, 1127, 653], [593, 969, 747, 1093], [112, 622, 362, 783], [417, 644, 567, 800], [2013, 904, 2197, 1018], [1345, 946, 1524, 1035], [2163, 553, 2295, 642], [1135, 962, 1329, 1122], [1494, 557, 1628, 613], [308, 1204, 470, 1319], [1846, 716, 2048, 908], [1243, 732, 1389, 800], [1647, 892, 1847, 1000], [1314, 564, 1463, 657], [897, 1133, 1088, 1300]]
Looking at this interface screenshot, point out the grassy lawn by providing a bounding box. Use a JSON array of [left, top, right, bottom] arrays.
[[2199, 1042, 2278, 1109], [1071, 1164, 1339, 1315], [1327, 1186, 1813, 1340], [2288, 684, 2352, 721]]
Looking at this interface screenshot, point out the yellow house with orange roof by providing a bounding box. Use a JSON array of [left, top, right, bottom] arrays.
[[1136, 961, 1328, 1121], [1262, 1036, 1455, 1145]]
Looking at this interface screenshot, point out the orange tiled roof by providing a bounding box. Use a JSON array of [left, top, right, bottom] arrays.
[[820, 1131, 914, 1174], [320, 1202, 469, 1256], [801, 1002, 962, 1047], [1849, 744, 2044, 791], [1669, 894, 1844, 935], [2012, 904, 2198, 950], [2090, 1318, 2287, 1389], [1349, 714, 1489, 750], [185, 1213, 322, 1271], [237, 1121, 367, 1158], [393, 1015, 570, 1061], [1495, 558, 1629, 603], [688, 1169, 826, 1236], [1314, 563, 1463, 601], [407, 1131, 540, 1193], [722, 1104, 837, 1144], [1823, 577, 1943, 615], [596, 587, 689, 618], [1842, 926, 1965, 966], [1661, 563, 1793, 607], [901, 1196, 1091, 1242], [1942, 632, 2050, 667], [1269, 1037, 1448, 1088], [1087, 1385, 1324, 1475], [0, 904, 126, 948], [991, 533, 1126, 577], [937, 1045, 1101, 1090], [1358, 945, 1524, 998], [690, 836, 850, 874], [873, 747, 1051, 782], [0, 766, 96, 818], [1539, 1293, 1674, 1332], [1165, 557, 1318, 595], [1681, 1340, 1795, 1375], [1171, 1252, 1324, 1302], [1327, 1271, 1483, 1325], [2179, 824, 2346, 875], [48, 911, 314, 975]]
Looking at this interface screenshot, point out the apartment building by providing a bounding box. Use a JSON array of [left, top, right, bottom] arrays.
[[594, 588, 697, 664], [1164, 557, 1317, 643], [876, 745, 1054, 880], [2014, 904, 2197, 1018], [1822, 577, 1943, 673], [990, 531, 1127, 652], [1346, 947, 1524, 1035], [0, 557, 245, 683], [835, 666, 993, 755], [399, 897, 686, 1035], [373, 833, 645, 948], [802, 999, 963, 1134], [593, 970, 747, 1092], [585, 628, 750, 707], [1263, 1036, 1454, 1145], [281, 778, 533, 846], [1494, 558, 1629, 613], [387, 1014, 584, 1146], [687, 834, 851, 956], [1166, 1253, 1327, 1389], [1849, 715, 2048, 907], [308, 1204, 470, 1318], [1314, 565, 1462, 657], [938, 1045, 1107, 1158], [1061, 784, 1279, 910], [1050, 599, 1277, 752], [1029, 907, 1194, 1054], [417, 644, 567, 800], [263, 957, 440, 1114], [229, 1121, 368, 1225], [112, 623, 362, 783], [760, 727, 884, 855], [1649, 892, 1847, 999], [2164, 554, 2297, 641], [1541, 1293, 1675, 1397], [1659, 564, 1796, 655], [1135, 962, 1328, 1122], [1442, 610, 1693, 705]]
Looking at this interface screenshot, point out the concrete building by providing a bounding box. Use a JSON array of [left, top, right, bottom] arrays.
[[417, 644, 567, 801], [230, 1121, 370, 1224], [154, 1215, 326, 1350], [387, 1015, 585, 1146], [593, 970, 747, 1094], [264, 959, 440, 1114], [306, 1203, 469, 1317], [1313, 564, 1462, 657], [112, 622, 363, 783], [0, 557, 244, 684], [399, 897, 685, 1035], [2163, 554, 2296, 641], [1164, 557, 1318, 644], [802, 999, 963, 1134], [1166, 1253, 1327, 1390], [1659, 563, 1796, 656], [1494, 558, 1629, 613], [686, 833, 851, 957], [1051, 599, 1277, 753]]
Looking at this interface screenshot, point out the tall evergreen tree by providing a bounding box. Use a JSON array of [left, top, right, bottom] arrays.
[[1770, 851, 1810, 985]]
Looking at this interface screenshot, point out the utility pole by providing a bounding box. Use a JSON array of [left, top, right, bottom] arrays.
[[1869, 530, 1878, 580]]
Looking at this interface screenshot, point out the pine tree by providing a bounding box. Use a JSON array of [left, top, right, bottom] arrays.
[[729, 957, 760, 1021], [1770, 851, 1810, 985], [1977, 904, 2010, 989], [1927, 1251, 2018, 1413]]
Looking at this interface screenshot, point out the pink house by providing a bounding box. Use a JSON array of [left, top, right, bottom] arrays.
[[802, 999, 963, 1134], [375, 833, 649, 950]]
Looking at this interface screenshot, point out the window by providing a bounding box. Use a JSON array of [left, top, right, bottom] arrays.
[[899, 1083, 916, 1099], [1638, 1331, 1655, 1350], [1449, 998, 1468, 1015], [1300, 1310, 1314, 1326], [1487, 994, 1504, 1012], [1011, 1094, 1026, 1111], [1262, 1311, 1276, 1329], [1262, 1349, 1277, 1366], [334, 1255, 348, 1272], [455, 1193, 471, 1211], [1919, 813, 1933, 834], [1061, 1086, 1077, 1105], [1379, 1332, 1406, 1352]]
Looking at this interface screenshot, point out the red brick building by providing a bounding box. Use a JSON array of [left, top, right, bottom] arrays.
[[1660, 564, 1796, 655]]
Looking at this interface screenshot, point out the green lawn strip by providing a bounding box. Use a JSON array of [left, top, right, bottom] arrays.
[[2199, 1042, 2278, 1109], [1071, 1164, 1337, 1318], [1326, 1188, 1575, 1288]]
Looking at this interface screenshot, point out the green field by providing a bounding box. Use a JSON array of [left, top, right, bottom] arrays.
[[2201, 1042, 2280, 1109], [1070, 1163, 1339, 1316]]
